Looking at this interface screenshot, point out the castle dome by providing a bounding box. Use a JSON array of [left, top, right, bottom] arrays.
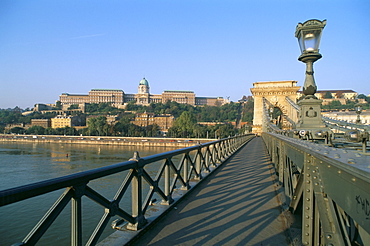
[[139, 78, 149, 86]]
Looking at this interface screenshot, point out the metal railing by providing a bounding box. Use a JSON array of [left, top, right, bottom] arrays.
[[262, 132, 370, 245], [0, 134, 254, 246], [323, 116, 370, 132]]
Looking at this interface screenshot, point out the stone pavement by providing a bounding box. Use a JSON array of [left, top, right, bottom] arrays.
[[130, 137, 291, 246]]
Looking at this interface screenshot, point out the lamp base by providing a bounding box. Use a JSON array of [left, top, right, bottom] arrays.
[[296, 98, 326, 129]]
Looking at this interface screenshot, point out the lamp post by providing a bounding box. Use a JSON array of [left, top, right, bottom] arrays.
[[269, 107, 274, 122], [295, 19, 327, 130], [355, 103, 363, 124], [295, 19, 326, 98]]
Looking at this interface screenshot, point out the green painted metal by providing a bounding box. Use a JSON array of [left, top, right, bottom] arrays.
[[262, 132, 370, 245]]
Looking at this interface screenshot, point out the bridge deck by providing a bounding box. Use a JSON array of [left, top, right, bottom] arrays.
[[130, 137, 291, 245]]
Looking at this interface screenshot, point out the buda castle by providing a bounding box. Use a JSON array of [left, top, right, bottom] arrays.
[[59, 78, 228, 108]]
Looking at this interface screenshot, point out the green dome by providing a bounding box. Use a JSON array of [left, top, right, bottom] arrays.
[[139, 78, 149, 86]]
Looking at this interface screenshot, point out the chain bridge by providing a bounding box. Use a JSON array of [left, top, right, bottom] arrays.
[[1, 80, 370, 245]]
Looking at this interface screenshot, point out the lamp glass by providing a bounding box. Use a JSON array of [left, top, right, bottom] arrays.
[[356, 105, 362, 113], [300, 29, 322, 52]]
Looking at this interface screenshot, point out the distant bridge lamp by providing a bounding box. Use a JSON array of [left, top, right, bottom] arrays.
[[295, 19, 326, 98], [355, 103, 363, 124]]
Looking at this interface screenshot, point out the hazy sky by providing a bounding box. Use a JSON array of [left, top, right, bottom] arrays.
[[1, 0, 369, 109]]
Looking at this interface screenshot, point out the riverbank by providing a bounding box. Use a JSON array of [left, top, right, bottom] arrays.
[[0, 134, 214, 148]]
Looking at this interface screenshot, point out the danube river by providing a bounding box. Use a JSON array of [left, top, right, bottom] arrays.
[[0, 141, 179, 246]]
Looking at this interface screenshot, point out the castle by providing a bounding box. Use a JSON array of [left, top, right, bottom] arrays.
[[59, 78, 228, 107]]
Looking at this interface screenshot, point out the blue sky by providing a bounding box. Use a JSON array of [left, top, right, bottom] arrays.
[[1, 0, 369, 109]]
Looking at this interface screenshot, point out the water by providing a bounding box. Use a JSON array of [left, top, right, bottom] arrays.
[[0, 141, 178, 246]]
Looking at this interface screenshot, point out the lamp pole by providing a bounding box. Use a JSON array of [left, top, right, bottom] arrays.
[[295, 19, 327, 130]]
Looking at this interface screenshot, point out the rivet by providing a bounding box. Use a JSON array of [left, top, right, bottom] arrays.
[[306, 198, 310, 201], [305, 215, 309, 219], [307, 160, 310, 163], [352, 178, 356, 182], [326, 234, 332, 239], [306, 189, 310, 192], [305, 224, 309, 227], [306, 207, 310, 210], [315, 182, 319, 186], [312, 170, 316, 173], [327, 165, 331, 168], [314, 176, 317, 179], [348, 158, 356, 164], [338, 170, 341, 174], [307, 174, 310, 177], [305, 233, 309, 236], [306, 180, 310, 184]]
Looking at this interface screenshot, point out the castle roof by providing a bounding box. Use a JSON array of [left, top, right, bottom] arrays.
[[139, 78, 149, 86]]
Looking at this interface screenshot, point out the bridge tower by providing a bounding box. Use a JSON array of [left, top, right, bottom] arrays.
[[250, 81, 300, 134]]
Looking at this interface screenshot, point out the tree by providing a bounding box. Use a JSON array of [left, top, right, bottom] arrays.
[[54, 101, 62, 110], [146, 124, 159, 137], [323, 91, 333, 99], [27, 125, 45, 135], [172, 111, 196, 137], [87, 116, 108, 136], [68, 104, 79, 110], [10, 127, 25, 134]]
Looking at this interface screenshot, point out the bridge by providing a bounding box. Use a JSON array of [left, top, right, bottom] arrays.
[[1, 81, 370, 245]]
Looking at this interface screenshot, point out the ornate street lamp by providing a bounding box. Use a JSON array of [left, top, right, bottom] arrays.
[[269, 107, 274, 122], [295, 19, 326, 98], [355, 103, 363, 124], [295, 19, 327, 131]]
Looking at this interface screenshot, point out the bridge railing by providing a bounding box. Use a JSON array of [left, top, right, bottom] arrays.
[[262, 132, 370, 245], [0, 134, 255, 246], [323, 116, 370, 132]]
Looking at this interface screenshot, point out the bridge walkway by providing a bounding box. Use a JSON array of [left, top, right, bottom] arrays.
[[130, 137, 291, 246]]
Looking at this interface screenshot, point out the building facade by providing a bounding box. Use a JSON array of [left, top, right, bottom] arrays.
[[51, 115, 84, 129], [31, 119, 51, 128], [132, 112, 175, 133], [59, 78, 228, 107]]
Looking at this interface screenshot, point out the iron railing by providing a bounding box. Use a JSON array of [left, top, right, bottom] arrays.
[[0, 134, 254, 246], [262, 132, 370, 245]]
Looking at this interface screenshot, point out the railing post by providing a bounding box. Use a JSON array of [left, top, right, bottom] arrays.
[[71, 184, 85, 246], [127, 152, 147, 230], [162, 159, 174, 205], [205, 147, 210, 169], [182, 154, 190, 190], [195, 145, 202, 180]]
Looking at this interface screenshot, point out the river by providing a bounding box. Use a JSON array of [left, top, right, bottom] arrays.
[[0, 141, 178, 246]]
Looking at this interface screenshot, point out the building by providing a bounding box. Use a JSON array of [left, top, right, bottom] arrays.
[[59, 78, 229, 107], [297, 90, 358, 100], [31, 119, 51, 128], [51, 115, 85, 129], [132, 112, 175, 133], [88, 89, 124, 106]]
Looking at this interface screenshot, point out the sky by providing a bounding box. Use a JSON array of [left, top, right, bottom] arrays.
[[1, 0, 369, 109]]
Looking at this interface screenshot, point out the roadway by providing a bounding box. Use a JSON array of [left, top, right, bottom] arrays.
[[129, 137, 292, 246]]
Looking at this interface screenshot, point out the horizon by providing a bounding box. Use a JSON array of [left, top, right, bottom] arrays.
[[1, 1, 369, 109]]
